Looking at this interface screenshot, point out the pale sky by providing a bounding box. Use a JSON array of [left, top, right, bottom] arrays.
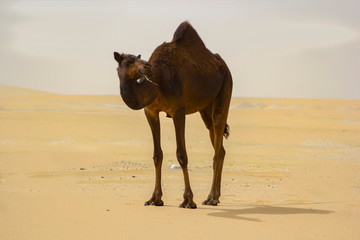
[[0, 0, 359, 99]]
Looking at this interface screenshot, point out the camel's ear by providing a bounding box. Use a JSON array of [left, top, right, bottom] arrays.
[[137, 54, 141, 59], [114, 52, 123, 63]]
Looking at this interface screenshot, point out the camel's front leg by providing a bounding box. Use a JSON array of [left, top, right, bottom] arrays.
[[144, 109, 164, 206], [173, 109, 197, 209]]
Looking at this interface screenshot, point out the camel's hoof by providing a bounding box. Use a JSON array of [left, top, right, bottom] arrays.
[[144, 199, 164, 206], [179, 201, 197, 209], [202, 199, 220, 206]]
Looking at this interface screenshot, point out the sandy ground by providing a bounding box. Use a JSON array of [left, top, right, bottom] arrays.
[[1, 85, 360, 240]]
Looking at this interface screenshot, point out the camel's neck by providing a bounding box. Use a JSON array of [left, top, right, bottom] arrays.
[[120, 79, 158, 110]]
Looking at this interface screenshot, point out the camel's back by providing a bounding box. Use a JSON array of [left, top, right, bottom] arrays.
[[172, 21, 206, 49], [149, 22, 230, 114], [172, 22, 217, 69], [173, 22, 226, 105]]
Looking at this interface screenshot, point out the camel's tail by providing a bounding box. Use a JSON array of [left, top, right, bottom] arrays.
[[223, 124, 230, 139]]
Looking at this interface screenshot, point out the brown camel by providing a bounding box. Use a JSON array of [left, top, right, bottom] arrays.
[[113, 21, 232, 208]]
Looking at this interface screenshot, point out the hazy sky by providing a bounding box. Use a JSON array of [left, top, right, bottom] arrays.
[[0, 0, 359, 99]]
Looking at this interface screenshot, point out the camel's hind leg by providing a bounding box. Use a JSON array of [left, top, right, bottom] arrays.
[[201, 75, 232, 206], [200, 103, 214, 146]]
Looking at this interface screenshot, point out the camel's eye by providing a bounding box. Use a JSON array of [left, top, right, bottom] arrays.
[[125, 59, 135, 67]]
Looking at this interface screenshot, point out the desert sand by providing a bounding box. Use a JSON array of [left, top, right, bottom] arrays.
[[1, 85, 360, 240]]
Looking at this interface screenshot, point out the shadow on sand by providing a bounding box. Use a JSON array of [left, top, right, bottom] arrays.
[[203, 205, 333, 222]]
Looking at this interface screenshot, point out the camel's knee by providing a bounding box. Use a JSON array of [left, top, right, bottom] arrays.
[[220, 147, 226, 159], [153, 150, 163, 166], [176, 150, 188, 168]]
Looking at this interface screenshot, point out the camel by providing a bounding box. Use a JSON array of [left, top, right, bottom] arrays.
[[113, 21, 232, 208]]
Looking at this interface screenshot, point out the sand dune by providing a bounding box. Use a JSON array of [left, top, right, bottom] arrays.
[[1, 85, 360, 240]]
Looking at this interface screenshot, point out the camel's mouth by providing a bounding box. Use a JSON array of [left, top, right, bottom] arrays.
[[136, 77, 146, 84], [137, 70, 149, 84], [136, 73, 159, 87]]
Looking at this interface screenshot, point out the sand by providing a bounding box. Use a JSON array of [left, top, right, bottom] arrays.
[[1, 85, 360, 240]]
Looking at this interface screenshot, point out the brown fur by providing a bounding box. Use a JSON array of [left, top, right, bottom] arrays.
[[114, 21, 232, 208]]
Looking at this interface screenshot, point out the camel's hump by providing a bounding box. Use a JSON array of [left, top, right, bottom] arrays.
[[172, 21, 206, 48]]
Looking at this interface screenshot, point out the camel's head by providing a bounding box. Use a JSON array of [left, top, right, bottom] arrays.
[[113, 52, 157, 110], [114, 52, 152, 84]]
